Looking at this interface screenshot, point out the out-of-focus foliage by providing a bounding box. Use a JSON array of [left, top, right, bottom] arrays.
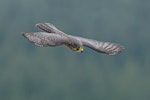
[[0, 0, 150, 100]]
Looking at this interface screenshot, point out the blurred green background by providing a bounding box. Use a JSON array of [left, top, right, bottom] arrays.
[[0, 0, 150, 100]]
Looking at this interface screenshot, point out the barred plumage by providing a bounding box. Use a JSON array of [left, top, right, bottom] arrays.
[[22, 22, 124, 55]]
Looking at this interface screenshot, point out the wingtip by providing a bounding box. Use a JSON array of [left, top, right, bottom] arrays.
[[21, 32, 29, 39], [35, 23, 41, 28], [21, 32, 25, 36], [35, 22, 49, 27], [108, 45, 125, 55], [118, 45, 125, 52]]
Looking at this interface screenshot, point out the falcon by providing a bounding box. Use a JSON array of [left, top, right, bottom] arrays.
[[22, 23, 124, 55]]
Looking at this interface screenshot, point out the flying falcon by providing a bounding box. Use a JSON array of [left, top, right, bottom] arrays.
[[22, 23, 124, 55]]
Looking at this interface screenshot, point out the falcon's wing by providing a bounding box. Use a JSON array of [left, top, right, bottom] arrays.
[[71, 35, 124, 55], [35, 23, 124, 55], [35, 23, 67, 36], [22, 32, 69, 47]]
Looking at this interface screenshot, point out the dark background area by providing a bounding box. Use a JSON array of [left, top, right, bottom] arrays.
[[0, 0, 150, 100]]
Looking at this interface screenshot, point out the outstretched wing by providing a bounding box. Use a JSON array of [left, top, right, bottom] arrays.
[[35, 23, 124, 55], [22, 32, 69, 47], [70, 35, 124, 55], [35, 23, 67, 36]]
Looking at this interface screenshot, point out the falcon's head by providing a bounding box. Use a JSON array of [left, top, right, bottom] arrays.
[[65, 43, 84, 53], [65, 37, 84, 53]]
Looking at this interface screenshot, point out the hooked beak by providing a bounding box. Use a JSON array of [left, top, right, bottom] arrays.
[[78, 47, 84, 53]]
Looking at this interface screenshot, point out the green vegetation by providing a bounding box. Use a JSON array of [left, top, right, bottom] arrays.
[[0, 0, 150, 100]]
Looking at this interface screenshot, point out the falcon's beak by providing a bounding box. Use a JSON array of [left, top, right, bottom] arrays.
[[77, 47, 84, 53]]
